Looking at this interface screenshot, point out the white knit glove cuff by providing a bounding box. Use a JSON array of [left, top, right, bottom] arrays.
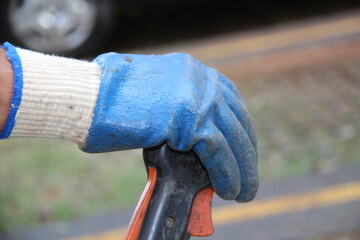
[[10, 48, 101, 146]]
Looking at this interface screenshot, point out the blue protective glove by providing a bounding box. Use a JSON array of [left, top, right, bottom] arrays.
[[83, 52, 258, 202]]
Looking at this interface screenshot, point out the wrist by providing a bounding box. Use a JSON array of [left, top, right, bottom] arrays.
[[0, 48, 13, 132], [0, 43, 22, 138]]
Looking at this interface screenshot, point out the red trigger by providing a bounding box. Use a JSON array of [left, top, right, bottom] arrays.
[[187, 188, 214, 237]]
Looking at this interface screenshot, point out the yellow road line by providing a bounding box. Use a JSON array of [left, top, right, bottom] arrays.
[[213, 181, 360, 226], [63, 229, 127, 240], [174, 15, 360, 62], [63, 181, 360, 240]]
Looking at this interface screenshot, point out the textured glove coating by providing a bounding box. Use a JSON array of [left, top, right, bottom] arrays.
[[83, 52, 258, 202]]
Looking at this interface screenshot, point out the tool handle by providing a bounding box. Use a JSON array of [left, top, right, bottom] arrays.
[[123, 144, 214, 240]]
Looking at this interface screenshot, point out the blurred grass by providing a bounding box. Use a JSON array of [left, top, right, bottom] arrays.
[[231, 47, 360, 180], [0, 140, 146, 231], [1, 41, 360, 232]]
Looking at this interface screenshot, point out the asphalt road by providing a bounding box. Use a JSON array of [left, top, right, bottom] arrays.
[[1, 9, 360, 240], [2, 166, 359, 240]]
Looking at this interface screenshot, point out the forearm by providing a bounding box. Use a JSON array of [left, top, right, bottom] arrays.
[[0, 43, 258, 202], [0, 43, 101, 146], [0, 48, 14, 132]]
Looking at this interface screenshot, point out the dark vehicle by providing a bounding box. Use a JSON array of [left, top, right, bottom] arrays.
[[0, 0, 175, 56]]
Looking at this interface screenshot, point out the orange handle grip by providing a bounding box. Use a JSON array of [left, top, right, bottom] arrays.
[[123, 167, 157, 240]]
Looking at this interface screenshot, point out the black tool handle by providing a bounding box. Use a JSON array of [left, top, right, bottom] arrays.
[[138, 144, 212, 240]]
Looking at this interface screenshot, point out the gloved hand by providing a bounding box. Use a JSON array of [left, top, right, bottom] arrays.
[[83, 52, 258, 202]]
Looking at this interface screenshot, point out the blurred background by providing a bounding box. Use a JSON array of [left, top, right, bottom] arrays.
[[1, 0, 360, 240]]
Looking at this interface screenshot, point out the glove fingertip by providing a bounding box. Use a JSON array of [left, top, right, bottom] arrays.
[[214, 183, 240, 201], [235, 180, 259, 203], [193, 140, 241, 201]]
